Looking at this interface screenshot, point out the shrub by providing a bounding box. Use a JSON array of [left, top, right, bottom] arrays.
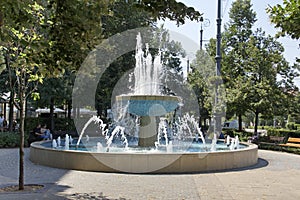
[[25, 117, 76, 132], [267, 128, 300, 138], [222, 129, 252, 142], [0, 132, 30, 148]]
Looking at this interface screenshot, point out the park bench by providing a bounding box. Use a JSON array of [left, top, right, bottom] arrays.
[[279, 137, 300, 148], [269, 136, 285, 144], [256, 136, 285, 145]]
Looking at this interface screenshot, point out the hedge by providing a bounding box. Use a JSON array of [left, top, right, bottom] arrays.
[[0, 132, 30, 148], [267, 128, 300, 138], [25, 117, 76, 132], [222, 129, 253, 142]]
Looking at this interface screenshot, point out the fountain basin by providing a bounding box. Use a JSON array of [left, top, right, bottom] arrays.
[[30, 141, 258, 173], [116, 95, 181, 116]]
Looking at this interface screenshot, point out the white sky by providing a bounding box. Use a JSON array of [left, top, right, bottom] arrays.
[[159, 0, 300, 84]]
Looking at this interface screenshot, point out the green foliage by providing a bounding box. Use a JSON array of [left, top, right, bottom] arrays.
[[134, 0, 202, 25], [217, 0, 298, 132], [267, 127, 300, 138], [222, 129, 252, 141], [267, 0, 300, 62], [188, 50, 215, 123], [285, 122, 300, 130], [267, 0, 300, 40], [0, 132, 29, 148], [24, 117, 75, 132]]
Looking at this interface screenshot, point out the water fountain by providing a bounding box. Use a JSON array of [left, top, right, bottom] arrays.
[[30, 32, 258, 173]]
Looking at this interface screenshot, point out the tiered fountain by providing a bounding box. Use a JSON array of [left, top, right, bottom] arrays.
[[116, 33, 181, 147], [29, 33, 258, 173]]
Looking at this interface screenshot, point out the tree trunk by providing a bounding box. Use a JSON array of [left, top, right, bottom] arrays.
[[18, 72, 26, 190], [198, 116, 202, 128], [72, 105, 76, 118], [254, 109, 259, 136], [238, 114, 242, 132], [49, 97, 55, 131], [8, 91, 14, 132], [6, 52, 14, 132], [67, 100, 72, 119]]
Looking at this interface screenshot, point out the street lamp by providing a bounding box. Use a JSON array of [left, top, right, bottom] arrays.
[[216, 0, 222, 77], [199, 17, 210, 50], [214, 0, 222, 135]]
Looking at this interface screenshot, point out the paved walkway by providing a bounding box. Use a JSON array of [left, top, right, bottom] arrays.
[[0, 148, 300, 200]]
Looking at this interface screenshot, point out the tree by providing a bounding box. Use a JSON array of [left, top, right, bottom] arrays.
[[134, 0, 202, 25], [34, 0, 113, 128], [95, 2, 188, 117], [0, 1, 52, 190], [267, 0, 300, 62], [188, 50, 215, 129], [217, 0, 297, 134], [245, 29, 297, 133], [267, 0, 300, 39], [221, 0, 256, 131]]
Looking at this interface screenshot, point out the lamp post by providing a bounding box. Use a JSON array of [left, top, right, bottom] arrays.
[[214, 0, 222, 135], [199, 17, 210, 50], [216, 0, 222, 77]]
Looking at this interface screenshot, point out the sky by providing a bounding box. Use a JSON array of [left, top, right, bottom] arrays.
[[158, 0, 300, 82]]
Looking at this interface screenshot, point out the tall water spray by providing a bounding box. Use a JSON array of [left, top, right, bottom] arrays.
[[133, 33, 163, 95]]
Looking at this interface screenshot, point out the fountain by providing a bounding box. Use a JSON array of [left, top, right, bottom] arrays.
[[30, 32, 258, 173]]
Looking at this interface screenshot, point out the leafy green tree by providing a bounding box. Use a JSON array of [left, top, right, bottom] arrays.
[[245, 29, 297, 133], [35, 0, 112, 127], [134, 0, 201, 25], [215, 0, 297, 134], [267, 0, 300, 62], [188, 50, 215, 129], [151, 25, 186, 73], [0, 0, 51, 190], [95, 2, 188, 117], [221, 0, 256, 130], [267, 0, 300, 39]]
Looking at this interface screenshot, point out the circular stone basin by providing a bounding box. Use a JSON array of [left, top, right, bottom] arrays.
[[116, 95, 181, 116], [30, 140, 258, 173]]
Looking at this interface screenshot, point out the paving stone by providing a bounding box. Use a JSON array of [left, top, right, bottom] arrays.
[[0, 149, 300, 200]]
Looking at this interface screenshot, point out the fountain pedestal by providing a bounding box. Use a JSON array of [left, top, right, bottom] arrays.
[[139, 116, 157, 147], [116, 95, 181, 147]]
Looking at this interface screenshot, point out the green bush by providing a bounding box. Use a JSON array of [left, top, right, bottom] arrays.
[[25, 117, 76, 132], [267, 128, 300, 138], [295, 124, 300, 130], [0, 132, 30, 148], [258, 143, 300, 155], [222, 129, 252, 142], [247, 125, 273, 130]]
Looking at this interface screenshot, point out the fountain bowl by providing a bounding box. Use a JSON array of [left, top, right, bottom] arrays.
[[116, 95, 182, 116], [30, 140, 258, 173]]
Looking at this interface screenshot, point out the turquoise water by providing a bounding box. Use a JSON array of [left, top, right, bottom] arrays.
[[41, 138, 247, 153]]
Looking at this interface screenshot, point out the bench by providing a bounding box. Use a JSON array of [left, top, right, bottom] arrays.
[[255, 136, 284, 145], [269, 136, 285, 144], [279, 137, 300, 148]]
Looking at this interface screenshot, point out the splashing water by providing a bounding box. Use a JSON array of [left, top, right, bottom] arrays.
[[76, 116, 107, 147], [97, 142, 103, 152], [57, 136, 61, 147], [210, 133, 217, 152], [52, 139, 57, 148], [133, 33, 163, 95], [69, 135, 73, 145], [175, 113, 206, 145], [234, 135, 239, 149], [106, 126, 128, 152], [226, 135, 230, 147], [65, 134, 69, 150]]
